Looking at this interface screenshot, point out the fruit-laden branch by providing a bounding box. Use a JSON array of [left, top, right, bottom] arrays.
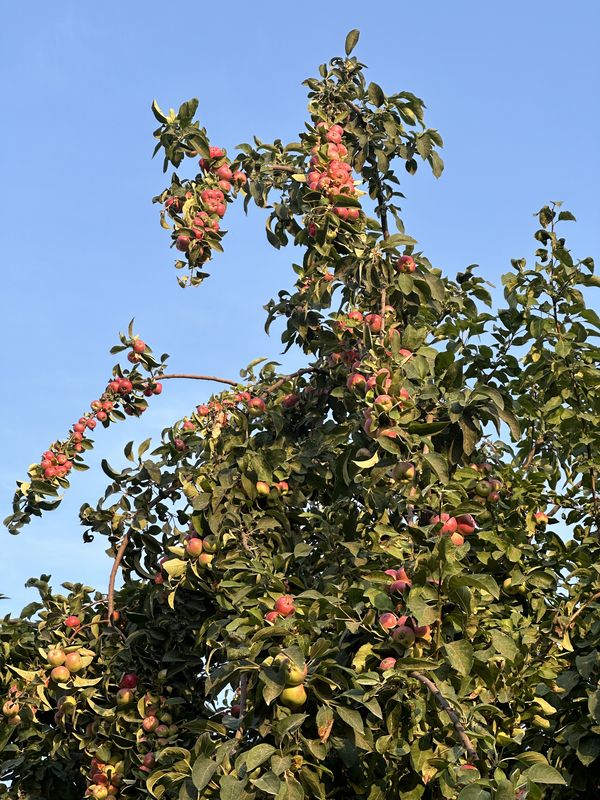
[[409, 671, 477, 762]]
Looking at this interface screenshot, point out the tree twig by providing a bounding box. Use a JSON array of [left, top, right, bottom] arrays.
[[234, 674, 249, 740], [409, 671, 477, 762]]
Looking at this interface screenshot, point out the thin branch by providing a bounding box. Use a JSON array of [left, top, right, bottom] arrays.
[[158, 373, 239, 387], [262, 367, 324, 396], [409, 671, 477, 762], [107, 533, 130, 626], [234, 674, 249, 740], [567, 590, 600, 628]]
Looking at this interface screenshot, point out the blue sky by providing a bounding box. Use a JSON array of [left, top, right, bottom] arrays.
[[1, 2, 598, 614]]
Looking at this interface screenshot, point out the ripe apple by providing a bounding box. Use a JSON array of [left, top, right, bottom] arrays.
[[455, 513, 477, 536], [248, 397, 266, 416], [175, 235, 190, 252], [374, 394, 394, 414], [279, 684, 307, 710], [51, 665, 71, 683], [142, 752, 155, 769], [274, 595, 295, 617], [65, 615, 81, 629], [388, 579, 410, 594], [396, 255, 416, 273], [391, 625, 416, 647], [346, 372, 366, 392], [365, 313, 382, 333], [47, 647, 66, 666], [2, 700, 19, 717], [256, 481, 271, 497], [185, 537, 203, 557], [64, 651, 83, 673], [534, 511, 549, 525], [281, 393, 299, 409], [449, 532, 465, 546], [119, 673, 138, 689], [6, 714, 21, 727], [198, 553, 214, 567], [264, 611, 279, 623], [379, 657, 397, 671], [432, 513, 457, 535], [379, 612, 398, 630], [142, 715, 159, 733]]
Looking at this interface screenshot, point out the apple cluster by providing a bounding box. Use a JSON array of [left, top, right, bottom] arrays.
[[29, 339, 162, 489], [275, 654, 308, 710], [184, 533, 217, 566], [163, 146, 247, 280], [264, 594, 296, 624], [85, 755, 123, 799]]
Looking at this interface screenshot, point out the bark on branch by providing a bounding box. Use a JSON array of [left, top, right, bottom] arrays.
[[409, 671, 477, 761], [107, 533, 130, 626]]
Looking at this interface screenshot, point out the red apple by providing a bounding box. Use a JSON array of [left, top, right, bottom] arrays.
[[65, 615, 81, 629], [396, 255, 416, 273], [379, 612, 398, 630], [185, 537, 203, 557], [379, 657, 397, 671], [274, 595, 295, 617], [119, 673, 138, 689], [50, 665, 71, 683]]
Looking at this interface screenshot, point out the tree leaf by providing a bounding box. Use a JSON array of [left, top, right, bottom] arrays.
[[444, 639, 474, 676], [344, 29, 360, 55]]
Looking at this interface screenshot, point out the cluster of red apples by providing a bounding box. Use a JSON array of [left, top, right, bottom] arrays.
[[167, 146, 246, 268], [264, 594, 296, 624], [32, 339, 161, 486]]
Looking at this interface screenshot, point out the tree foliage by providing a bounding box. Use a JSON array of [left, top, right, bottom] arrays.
[[2, 31, 600, 800]]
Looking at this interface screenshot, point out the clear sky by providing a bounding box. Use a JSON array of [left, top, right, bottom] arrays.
[[1, 1, 598, 615]]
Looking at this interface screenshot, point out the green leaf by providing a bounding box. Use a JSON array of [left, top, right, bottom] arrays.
[[336, 705, 364, 734], [344, 29, 360, 55], [424, 452, 449, 484], [489, 630, 518, 662], [524, 763, 566, 785], [368, 82, 385, 107], [444, 639, 474, 676], [192, 756, 218, 791], [151, 100, 168, 123], [576, 735, 600, 766], [245, 744, 277, 771]]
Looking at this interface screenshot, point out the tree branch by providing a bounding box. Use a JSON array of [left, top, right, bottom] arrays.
[[409, 671, 477, 762], [567, 590, 600, 628], [158, 373, 239, 387], [107, 533, 130, 626], [234, 674, 249, 740]]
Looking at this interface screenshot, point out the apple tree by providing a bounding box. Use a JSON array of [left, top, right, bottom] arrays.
[[2, 30, 600, 800]]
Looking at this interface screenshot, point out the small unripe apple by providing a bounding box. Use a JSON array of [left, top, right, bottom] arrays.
[[391, 461, 415, 482], [256, 481, 271, 497], [185, 537, 203, 557], [279, 684, 307, 710], [51, 665, 71, 683], [475, 480, 492, 498], [274, 595, 295, 617], [64, 651, 83, 673], [278, 656, 308, 686], [379, 657, 397, 670], [47, 647, 66, 666], [198, 552, 213, 567], [202, 535, 217, 553], [116, 688, 134, 707], [142, 752, 155, 769]]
